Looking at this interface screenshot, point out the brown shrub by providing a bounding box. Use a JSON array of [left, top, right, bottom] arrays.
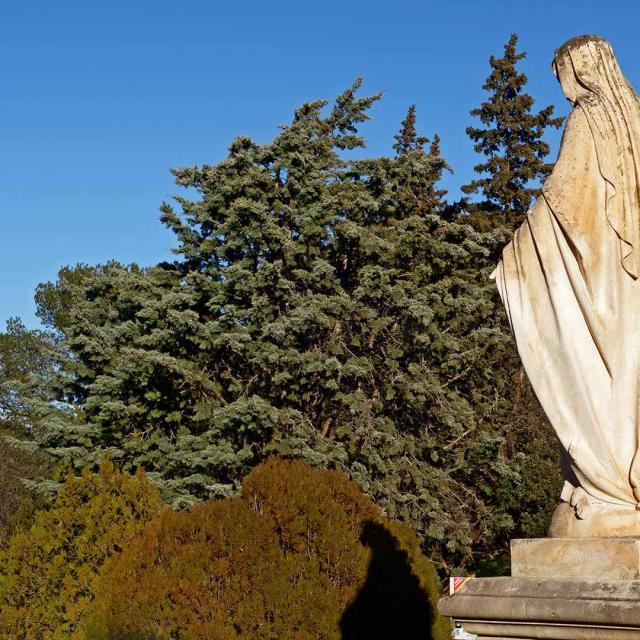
[[86, 458, 448, 640]]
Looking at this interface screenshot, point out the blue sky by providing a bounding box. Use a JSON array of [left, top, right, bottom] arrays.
[[2, 0, 639, 327]]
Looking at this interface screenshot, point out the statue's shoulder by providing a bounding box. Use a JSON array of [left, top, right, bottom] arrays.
[[540, 105, 601, 229], [561, 107, 587, 140], [563, 107, 593, 143], [554, 106, 596, 168]]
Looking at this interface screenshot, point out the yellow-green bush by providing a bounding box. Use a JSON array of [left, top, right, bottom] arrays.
[[86, 458, 448, 640], [0, 461, 160, 640]]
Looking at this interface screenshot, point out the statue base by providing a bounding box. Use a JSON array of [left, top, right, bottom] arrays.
[[549, 502, 640, 538], [438, 539, 640, 639], [511, 537, 640, 580]]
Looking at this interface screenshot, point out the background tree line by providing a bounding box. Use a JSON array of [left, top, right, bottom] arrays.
[[0, 31, 563, 599]]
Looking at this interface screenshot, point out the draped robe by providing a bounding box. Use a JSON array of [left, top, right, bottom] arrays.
[[494, 105, 640, 508]]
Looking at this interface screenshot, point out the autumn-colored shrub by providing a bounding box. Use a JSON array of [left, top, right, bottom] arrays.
[[86, 458, 449, 640], [0, 461, 161, 640]]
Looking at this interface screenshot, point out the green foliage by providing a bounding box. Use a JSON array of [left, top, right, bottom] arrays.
[[461, 34, 564, 228], [455, 34, 565, 565], [436, 35, 566, 570], [85, 457, 449, 640], [495, 376, 562, 542], [0, 461, 160, 640], [27, 82, 525, 567], [12, 76, 563, 571], [393, 105, 450, 217], [0, 318, 59, 544], [0, 317, 62, 433]]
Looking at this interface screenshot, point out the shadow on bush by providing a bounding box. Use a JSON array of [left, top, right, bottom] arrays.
[[82, 459, 449, 640], [340, 520, 436, 640]]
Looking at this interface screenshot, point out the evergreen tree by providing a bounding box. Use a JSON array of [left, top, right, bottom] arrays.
[[21, 83, 559, 569], [393, 105, 449, 216], [457, 35, 564, 558], [393, 105, 428, 154], [0, 461, 159, 639], [0, 319, 59, 544], [461, 34, 564, 228], [86, 458, 449, 640], [0, 319, 62, 433]]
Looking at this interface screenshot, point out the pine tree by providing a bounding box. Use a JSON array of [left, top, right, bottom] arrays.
[[20, 83, 560, 569], [461, 34, 564, 228], [393, 105, 428, 154], [0, 319, 58, 543], [458, 35, 564, 558], [392, 105, 449, 216]]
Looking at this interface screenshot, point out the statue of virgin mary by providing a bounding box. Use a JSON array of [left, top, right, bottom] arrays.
[[493, 35, 640, 536]]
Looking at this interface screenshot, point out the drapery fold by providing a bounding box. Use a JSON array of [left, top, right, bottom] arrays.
[[495, 96, 640, 507]]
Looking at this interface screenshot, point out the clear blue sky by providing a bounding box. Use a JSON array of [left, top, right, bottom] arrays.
[[2, 0, 639, 328]]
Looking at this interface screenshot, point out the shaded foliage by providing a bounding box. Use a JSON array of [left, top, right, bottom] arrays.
[[0, 437, 42, 548], [0, 319, 59, 545]]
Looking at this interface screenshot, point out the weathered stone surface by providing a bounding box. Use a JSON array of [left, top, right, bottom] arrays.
[[493, 34, 640, 533], [511, 538, 640, 580], [438, 577, 640, 639], [548, 502, 640, 538]]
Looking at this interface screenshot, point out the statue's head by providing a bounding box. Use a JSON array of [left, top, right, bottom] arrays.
[[552, 36, 640, 280], [552, 35, 628, 106]]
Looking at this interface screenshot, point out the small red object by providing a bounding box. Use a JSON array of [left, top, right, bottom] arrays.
[[449, 576, 472, 595]]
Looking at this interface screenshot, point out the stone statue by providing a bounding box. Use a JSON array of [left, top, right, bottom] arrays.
[[440, 37, 640, 638], [493, 35, 640, 537]]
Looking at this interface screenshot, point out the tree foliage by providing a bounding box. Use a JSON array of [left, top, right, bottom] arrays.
[[86, 457, 449, 640], [3, 64, 565, 572], [0, 317, 62, 433], [0, 437, 41, 548], [0, 319, 60, 545], [22, 82, 532, 568], [393, 105, 450, 217], [461, 34, 564, 228], [0, 461, 160, 640]]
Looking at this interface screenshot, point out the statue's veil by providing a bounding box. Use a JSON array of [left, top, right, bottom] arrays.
[[554, 36, 640, 278]]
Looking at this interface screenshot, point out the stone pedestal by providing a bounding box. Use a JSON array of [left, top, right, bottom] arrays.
[[438, 539, 640, 639], [511, 538, 640, 580]]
